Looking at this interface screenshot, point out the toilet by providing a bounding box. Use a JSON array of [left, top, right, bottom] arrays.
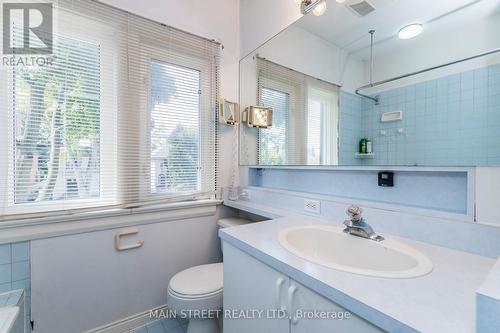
[[167, 217, 250, 333]]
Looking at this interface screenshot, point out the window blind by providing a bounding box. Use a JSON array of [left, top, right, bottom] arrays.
[[0, 0, 220, 220], [256, 57, 339, 165]]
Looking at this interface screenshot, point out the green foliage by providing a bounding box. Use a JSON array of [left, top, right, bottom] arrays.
[[162, 124, 199, 192], [15, 35, 101, 202]]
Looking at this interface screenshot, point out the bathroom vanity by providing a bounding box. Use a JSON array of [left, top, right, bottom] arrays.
[[223, 240, 385, 333], [220, 200, 497, 333], [230, 0, 500, 331]]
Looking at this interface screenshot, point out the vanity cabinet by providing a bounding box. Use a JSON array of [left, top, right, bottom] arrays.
[[223, 242, 385, 333], [223, 242, 290, 333]]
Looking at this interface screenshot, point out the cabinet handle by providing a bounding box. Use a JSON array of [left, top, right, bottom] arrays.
[[115, 229, 144, 251], [287, 285, 298, 325], [275, 278, 285, 311]]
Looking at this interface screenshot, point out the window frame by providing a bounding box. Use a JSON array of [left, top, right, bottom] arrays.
[[142, 41, 216, 203], [307, 85, 339, 165], [1, 11, 118, 217]]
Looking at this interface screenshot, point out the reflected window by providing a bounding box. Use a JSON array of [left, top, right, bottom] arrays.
[[307, 88, 338, 165], [259, 87, 289, 165]]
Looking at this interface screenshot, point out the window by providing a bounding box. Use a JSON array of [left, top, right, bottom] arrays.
[[255, 57, 339, 166], [12, 36, 101, 205], [0, 0, 220, 220], [259, 87, 289, 165], [150, 60, 201, 194], [307, 99, 323, 164], [307, 87, 339, 165]]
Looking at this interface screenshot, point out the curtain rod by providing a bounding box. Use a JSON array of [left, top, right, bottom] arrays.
[[91, 0, 223, 48], [356, 47, 500, 104]]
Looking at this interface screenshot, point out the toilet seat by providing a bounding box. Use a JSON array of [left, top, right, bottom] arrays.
[[168, 286, 222, 300], [168, 263, 223, 297]]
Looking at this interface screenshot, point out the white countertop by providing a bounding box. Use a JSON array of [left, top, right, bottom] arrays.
[[220, 200, 496, 333]]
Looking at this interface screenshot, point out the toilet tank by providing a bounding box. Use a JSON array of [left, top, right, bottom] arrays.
[[217, 218, 251, 254]]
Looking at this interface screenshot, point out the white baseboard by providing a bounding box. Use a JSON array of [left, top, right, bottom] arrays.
[[85, 305, 169, 333]]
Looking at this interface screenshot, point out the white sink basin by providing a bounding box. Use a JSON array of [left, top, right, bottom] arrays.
[[278, 225, 433, 279]]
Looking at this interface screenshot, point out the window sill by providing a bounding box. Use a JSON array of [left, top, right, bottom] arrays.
[[0, 199, 221, 245]]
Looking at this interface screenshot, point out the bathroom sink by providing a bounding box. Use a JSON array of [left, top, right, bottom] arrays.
[[278, 225, 433, 278]]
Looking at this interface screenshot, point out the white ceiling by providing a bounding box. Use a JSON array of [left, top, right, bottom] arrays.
[[295, 0, 500, 59]]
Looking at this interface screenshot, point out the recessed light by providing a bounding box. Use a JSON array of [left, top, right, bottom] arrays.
[[398, 24, 423, 39]]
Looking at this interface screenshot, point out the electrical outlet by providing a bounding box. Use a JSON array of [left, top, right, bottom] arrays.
[[303, 199, 321, 214]]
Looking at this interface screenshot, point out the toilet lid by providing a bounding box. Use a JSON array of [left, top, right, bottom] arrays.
[[169, 263, 223, 296]]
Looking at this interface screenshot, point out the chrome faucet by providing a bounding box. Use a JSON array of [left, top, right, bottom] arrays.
[[343, 205, 384, 242]]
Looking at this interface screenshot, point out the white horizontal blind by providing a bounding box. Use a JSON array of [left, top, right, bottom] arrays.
[[259, 87, 290, 165], [256, 57, 339, 165], [122, 12, 219, 207], [257, 57, 306, 165], [0, 0, 220, 220]]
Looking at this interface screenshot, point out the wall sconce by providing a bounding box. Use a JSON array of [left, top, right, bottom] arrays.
[[296, 0, 327, 16], [242, 106, 273, 128]]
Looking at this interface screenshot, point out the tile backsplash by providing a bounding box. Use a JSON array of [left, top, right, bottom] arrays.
[[340, 63, 500, 166], [0, 241, 31, 323]]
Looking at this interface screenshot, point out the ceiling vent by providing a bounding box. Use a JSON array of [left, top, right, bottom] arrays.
[[348, 1, 376, 17]]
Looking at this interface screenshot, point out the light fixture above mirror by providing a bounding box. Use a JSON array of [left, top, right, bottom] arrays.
[[297, 0, 327, 16]]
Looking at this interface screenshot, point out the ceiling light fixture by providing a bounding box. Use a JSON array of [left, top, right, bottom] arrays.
[[336, 0, 346, 3], [312, 0, 327, 15], [398, 24, 423, 39], [299, 0, 327, 16]]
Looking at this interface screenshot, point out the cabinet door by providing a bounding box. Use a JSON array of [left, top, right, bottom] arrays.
[[223, 242, 289, 333], [289, 280, 386, 333]]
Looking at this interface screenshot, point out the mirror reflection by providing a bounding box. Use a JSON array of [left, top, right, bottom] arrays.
[[239, 0, 500, 166]]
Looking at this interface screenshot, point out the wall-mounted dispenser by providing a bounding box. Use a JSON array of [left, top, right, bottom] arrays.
[[381, 111, 403, 122], [242, 106, 273, 128], [378, 172, 394, 187]]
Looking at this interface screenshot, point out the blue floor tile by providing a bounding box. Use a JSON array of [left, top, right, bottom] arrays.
[[161, 318, 180, 330], [167, 326, 184, 333], [146, 320, 167, 333], [11, 242, 29, 263], [0, 245, 11, 265]]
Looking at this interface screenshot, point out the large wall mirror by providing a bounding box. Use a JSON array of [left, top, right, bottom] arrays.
[[239, 0, 500, 166]]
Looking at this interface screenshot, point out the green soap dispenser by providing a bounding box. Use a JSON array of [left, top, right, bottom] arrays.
[[359, 138, 368, 154]]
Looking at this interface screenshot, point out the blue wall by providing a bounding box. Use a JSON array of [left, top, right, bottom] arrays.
[[249, 168, 469, 214], [339, 64, 500, 166]]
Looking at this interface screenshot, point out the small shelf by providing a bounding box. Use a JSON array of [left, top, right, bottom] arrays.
[[355, 153, 375, 159]]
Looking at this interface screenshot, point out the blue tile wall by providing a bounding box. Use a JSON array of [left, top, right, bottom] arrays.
[[0, 241, 31, 324], [339, 91, 363, 165], [339, 64, 500, 166]]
